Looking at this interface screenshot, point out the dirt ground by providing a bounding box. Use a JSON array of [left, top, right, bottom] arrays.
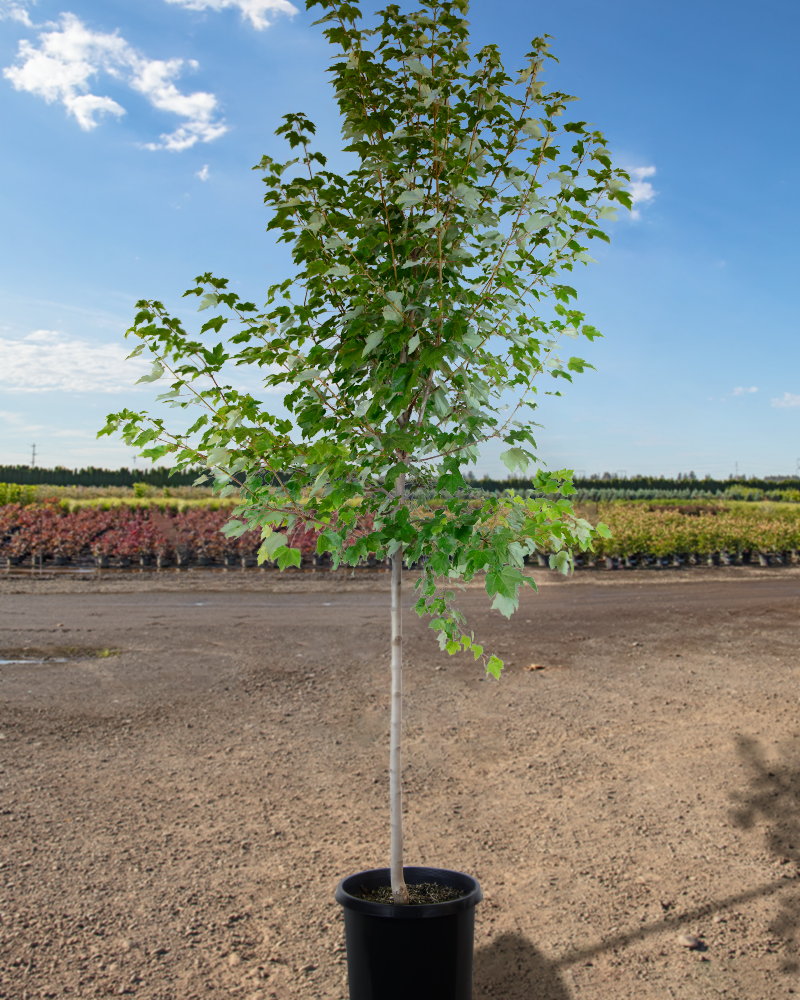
[[1, 565, 799, 1000]]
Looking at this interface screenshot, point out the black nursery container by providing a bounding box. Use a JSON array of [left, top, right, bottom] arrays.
[[335, 866, 482, 1000]]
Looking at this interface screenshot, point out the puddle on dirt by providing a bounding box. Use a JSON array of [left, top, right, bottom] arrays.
[[0, 658, 68, 665], [0, 647, 120, 664]]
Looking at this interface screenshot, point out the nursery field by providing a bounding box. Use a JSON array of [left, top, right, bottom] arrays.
[[2, 498, 800, 571], [1, 570, 799, 1000]]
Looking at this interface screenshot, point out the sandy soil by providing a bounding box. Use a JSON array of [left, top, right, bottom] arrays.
[[1, 566, 799, 999]]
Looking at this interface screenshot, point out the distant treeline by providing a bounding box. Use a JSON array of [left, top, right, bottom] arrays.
[[0, 465, 209, 487], [475, 475, 800, 495], [2, 465, 799, 496]]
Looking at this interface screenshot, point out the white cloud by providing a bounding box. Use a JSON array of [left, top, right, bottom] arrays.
[[627, 165, 656, 220], [733, 386, 758, 396], [0, 330, 150, 392], [0, 0, 35, 25], [772, 392, 800, 409], [1, 329, 285, 397], [164, 0, 298, 31], [2, 13, 227, 149], [196, 163, 209, 180]]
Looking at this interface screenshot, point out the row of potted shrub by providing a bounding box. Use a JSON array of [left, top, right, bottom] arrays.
[[591, 502, 800, 563], [0, 504, 257, 567], [0, 483, 38, 507], [0, 482, 239, 510], [2, 502, 800, 569], [0, 504, 375, 568]]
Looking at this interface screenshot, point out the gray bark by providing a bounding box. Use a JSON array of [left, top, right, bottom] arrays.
[[389, 473, 409, 904]]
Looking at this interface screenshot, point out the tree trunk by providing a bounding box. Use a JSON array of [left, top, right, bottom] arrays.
[[390, 473, 409, 905]]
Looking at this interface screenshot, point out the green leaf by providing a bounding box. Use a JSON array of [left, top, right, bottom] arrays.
[[261, 530, 288, 558], [276, 546, 302, 570], [221, 519, 247, 538], [567, 357, 594, 373], [490, 592, 517, 618], [462, 331, 482, 349], [198, 293, 219, 312], [524, 213, 554, 232], [317, 528, 342, 553], [396, 189, 425, 208], [486, 655, 504, 680], [454, 183, 480, 209], [549, 550, 572, 576], [486, 564, 525, 598], [500, 448, 529, 474], [135, 363, 165, 384], [404, 57, 432, 78], [437, 467, 465, 493], [416, 212, 443, 233], [596, 522, 613, 538], [200, 316, 227, 336], [521, 119, 542, 138], [291, 368, 322, 382], [361, 330, 385, 358]]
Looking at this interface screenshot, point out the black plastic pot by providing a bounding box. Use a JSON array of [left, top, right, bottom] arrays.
[[335, 866, 482, 1000]]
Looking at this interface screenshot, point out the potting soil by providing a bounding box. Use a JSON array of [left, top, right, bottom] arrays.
[[358, 882, 465, 905]]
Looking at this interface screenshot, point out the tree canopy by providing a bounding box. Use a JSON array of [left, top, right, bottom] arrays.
[[100, 0, 625, 677]]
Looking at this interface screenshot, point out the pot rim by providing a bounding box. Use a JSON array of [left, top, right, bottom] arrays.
[[335, 865, 482, 919]]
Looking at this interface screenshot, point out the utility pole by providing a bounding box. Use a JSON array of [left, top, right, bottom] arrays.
[[31, 443, 36, 467]]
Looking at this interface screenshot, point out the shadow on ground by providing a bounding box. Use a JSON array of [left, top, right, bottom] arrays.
[[730, 733, 800, 972], [473, 932, 570, 999], [472, 735, 800, 996]]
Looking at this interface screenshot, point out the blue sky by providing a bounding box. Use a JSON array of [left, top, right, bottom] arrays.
[[0, 0, 798, 479]]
